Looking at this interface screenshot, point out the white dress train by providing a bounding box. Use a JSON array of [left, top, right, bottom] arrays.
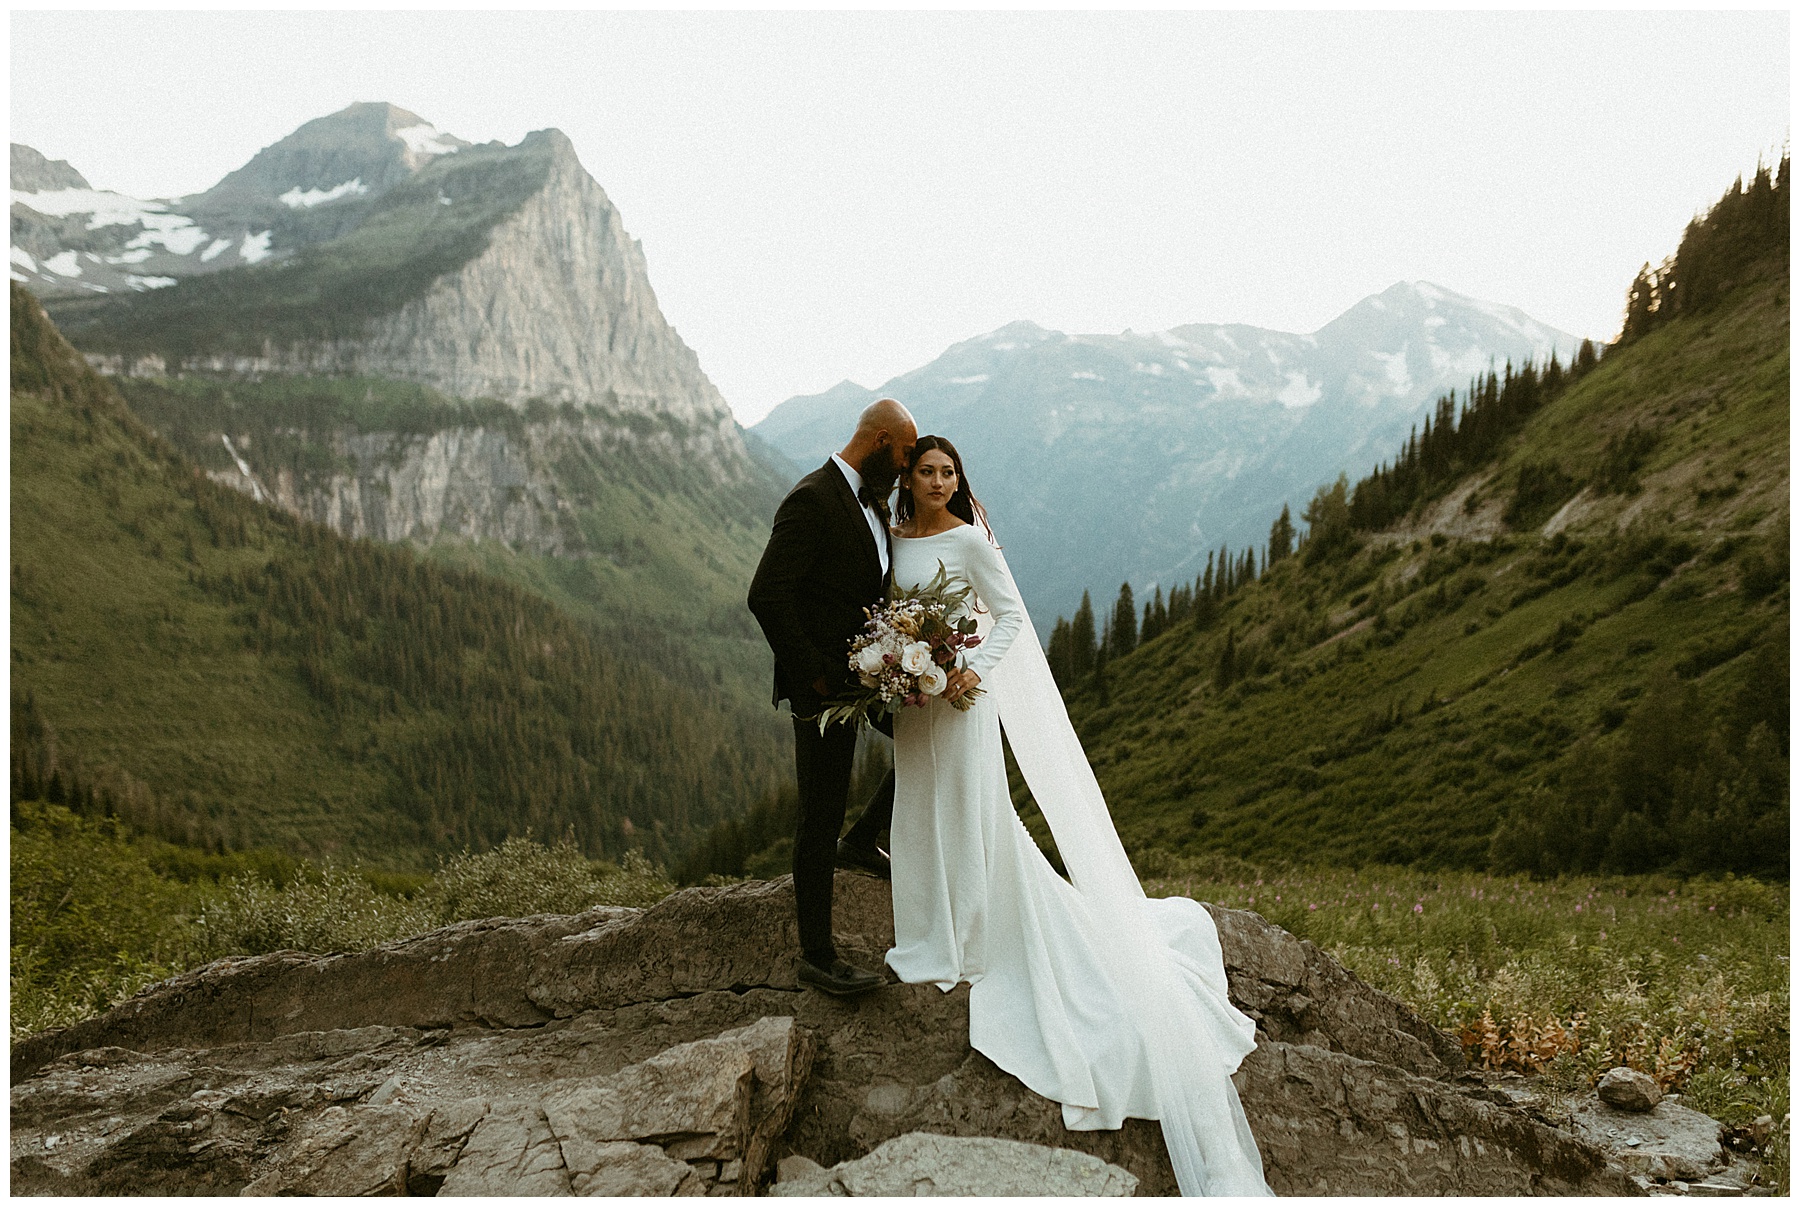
[[885, 525, 1271, 1197]]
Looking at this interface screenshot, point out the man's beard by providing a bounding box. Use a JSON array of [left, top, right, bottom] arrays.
[[861, 446, 904, 493]]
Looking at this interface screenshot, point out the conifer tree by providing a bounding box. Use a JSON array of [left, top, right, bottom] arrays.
[[1267, 504, 1295, 565], [1111, 582, 1137, 655], [1070, 591, 1097, 677], [1046, 616, 1073, 685], [1213, 626, 1236, 691]]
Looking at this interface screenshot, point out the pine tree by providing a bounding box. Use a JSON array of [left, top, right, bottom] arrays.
[[1047, 616, 1073, 685], [1213, 626, 1236, 691], [1070, 592, 1097, 678], [1111, 582, 1137, 656], [1267, 504, 1295, 565], [1092, 632, 1110, 705]]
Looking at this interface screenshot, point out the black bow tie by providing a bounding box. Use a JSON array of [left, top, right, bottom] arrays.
[[857, 485, 891, 524]]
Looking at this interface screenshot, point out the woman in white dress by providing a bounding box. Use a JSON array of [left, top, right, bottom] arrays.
[[883, 435, 1271, 1197]]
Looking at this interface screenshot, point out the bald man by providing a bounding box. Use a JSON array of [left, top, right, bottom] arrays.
[[748, 398, 917, 996]]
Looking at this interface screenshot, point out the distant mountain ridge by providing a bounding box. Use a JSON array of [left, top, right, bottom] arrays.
[[755, 283, 1587, 619]]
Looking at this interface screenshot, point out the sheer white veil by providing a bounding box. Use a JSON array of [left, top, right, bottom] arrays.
[[983, 547, 1271, 1197]]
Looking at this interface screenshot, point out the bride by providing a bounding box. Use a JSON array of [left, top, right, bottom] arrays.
[[882, 435, 1271, 1197]]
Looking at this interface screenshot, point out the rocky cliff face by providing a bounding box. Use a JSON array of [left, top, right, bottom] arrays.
[[11, 875, 1641, 1196], [208, 405, 762, 557]]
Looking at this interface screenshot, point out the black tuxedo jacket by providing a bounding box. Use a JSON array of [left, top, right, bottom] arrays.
[[748, 460, 892, 712]]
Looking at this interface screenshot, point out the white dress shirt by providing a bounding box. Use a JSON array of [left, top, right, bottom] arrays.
[[832, 453, 891, 577]]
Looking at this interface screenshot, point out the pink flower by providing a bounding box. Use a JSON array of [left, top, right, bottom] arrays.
[[1413, 903, 1423, 914], [1308, 903, 1317, 911]]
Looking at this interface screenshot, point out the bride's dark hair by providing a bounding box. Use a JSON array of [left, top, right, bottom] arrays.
[[896, 434, 995, 542]]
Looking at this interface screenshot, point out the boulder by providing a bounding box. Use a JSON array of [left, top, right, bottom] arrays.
[[768, 1132, 1138, 1196], [1567, 1096, 1728, 1184], [1599, 1067, 1665, 1113], [11, 873, 1639, 1195]]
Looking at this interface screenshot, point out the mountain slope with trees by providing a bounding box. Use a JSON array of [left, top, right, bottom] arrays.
[[11, 284, 787, 867], [1037, 160, 1788, 878]]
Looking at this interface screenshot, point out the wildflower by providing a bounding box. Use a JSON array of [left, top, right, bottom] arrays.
[[1414, 903, 1424, 914], [1309, 903, 1318, 911]]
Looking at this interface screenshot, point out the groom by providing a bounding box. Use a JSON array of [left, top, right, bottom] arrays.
[[747, 398, 915, 996]]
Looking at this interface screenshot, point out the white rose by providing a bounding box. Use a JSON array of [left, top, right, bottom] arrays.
[[900, 642, 933, 675], [855, 644, 887, 674], [918, 664, 948, 696]]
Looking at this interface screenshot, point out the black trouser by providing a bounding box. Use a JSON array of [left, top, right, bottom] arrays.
[[790, 714, 895, 964]]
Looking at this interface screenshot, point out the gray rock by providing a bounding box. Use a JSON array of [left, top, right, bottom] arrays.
[[1568, 1096, 1727, 1183], [776, 1153, 826, 1183], [768, 1132, 1138, 1197], [11, 874, 1636, 1196], [11, 1015, 809, 1196], [1600, 1067, 1666, 1113]]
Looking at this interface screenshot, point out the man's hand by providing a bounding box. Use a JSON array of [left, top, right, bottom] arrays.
[[945, 668, 981, 703]]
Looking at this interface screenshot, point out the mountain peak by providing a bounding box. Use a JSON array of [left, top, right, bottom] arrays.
[[10, 144, 89, 193], [196, 102, 468, 207]]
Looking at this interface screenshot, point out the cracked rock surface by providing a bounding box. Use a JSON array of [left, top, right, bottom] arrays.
[[12, 874, 1641, 1195]]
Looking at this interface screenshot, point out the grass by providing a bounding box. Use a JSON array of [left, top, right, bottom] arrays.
[[11, 801, 675, 1041], [1140, 856, 1789, 1189]]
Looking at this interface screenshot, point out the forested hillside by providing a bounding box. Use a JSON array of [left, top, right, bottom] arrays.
[[1037, 160, 1788, 878], [10, 283, 789, 867]]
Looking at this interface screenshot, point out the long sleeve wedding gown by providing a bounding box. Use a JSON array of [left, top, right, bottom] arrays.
[[885, 524, 1271, 1197]]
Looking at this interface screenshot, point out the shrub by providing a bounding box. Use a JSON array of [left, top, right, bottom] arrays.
[[10, 803, 197, 1038], [193, 865, 435, 961], [423, 836, 674, 922]]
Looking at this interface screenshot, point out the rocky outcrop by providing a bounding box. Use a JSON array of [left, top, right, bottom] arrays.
[[11, 875, 1640, 1196], [768, 1133, 1138, 1196], [1480, 1071, 1765, 1195]]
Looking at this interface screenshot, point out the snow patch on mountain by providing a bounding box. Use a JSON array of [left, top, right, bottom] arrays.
[[239, 231, 273, 263], [127, 214, 209, 256], [1277, 372, 1322, 408], [12, 188, 168, 228], [396, 124, 460, 156], [1205, 366, 1245, 397], [279, 178, 369, 208]]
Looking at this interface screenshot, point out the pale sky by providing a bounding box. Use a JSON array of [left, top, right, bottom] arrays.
[[10, 10, 1789, 424]]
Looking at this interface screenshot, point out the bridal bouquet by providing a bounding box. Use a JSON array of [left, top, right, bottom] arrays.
[[818, 561, 985, 732]]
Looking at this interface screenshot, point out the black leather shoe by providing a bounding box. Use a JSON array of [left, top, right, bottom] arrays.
[[836, 839, 892, 880], [796, 956, 884, 997]]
